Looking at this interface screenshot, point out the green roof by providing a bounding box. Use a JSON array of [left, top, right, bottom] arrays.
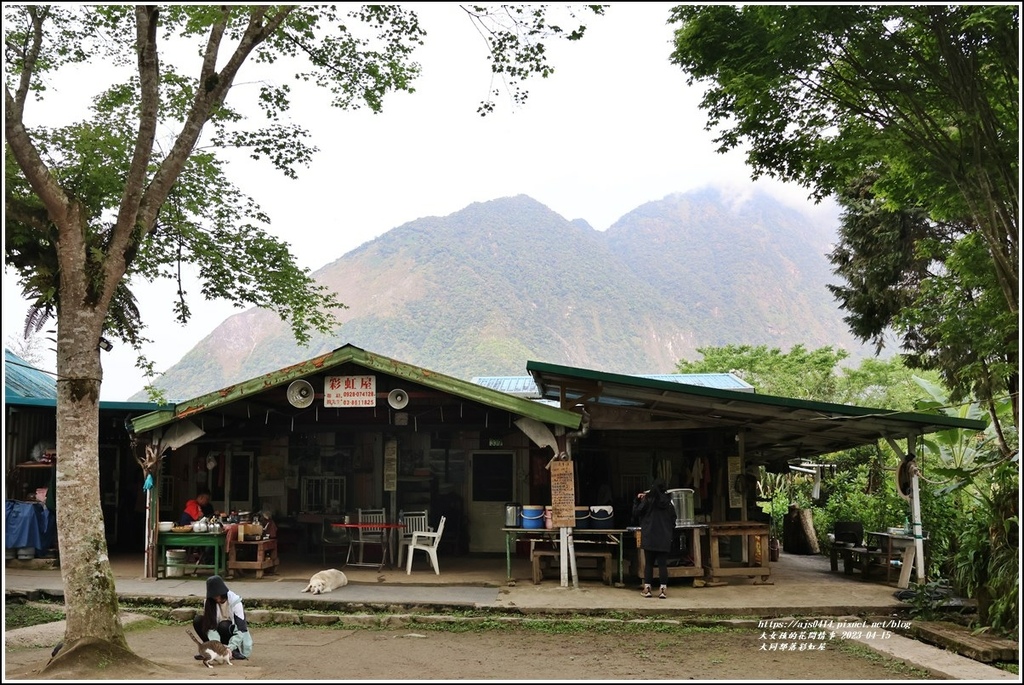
[[131, 344, 582, 434]]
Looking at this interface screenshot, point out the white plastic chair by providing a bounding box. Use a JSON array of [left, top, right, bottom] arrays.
[[406, 515, 446, 575], [396, 510, 431, 568], [347, 508, 386, 565]]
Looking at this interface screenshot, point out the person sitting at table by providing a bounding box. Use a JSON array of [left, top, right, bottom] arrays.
[[179, 486, 215, 526], [180, 487, 216, 566]]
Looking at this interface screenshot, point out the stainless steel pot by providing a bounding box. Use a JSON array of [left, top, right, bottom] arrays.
[[192, 519, 209, 533]]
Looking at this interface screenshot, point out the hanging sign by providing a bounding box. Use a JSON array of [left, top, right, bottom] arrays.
[[728, 455, 743, 509], [324, 375, 377, 408], [550, 460, 576, 527], [384, 438, 398, 492]]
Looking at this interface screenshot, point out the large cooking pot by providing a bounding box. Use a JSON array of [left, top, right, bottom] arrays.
[[504, 502, 521, 528], [666, 488, 695, 526]]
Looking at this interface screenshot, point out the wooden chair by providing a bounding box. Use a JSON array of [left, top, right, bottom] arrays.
[[396, 510, 431, 568], [406, 515, 446, 575], [348, 508, 387, 565], [830, 521, 865, 572]]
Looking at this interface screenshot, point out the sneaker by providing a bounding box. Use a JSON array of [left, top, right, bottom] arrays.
[[641, 584, 652, 598], [659, 586, 667, 599], [232, 649, 247, 661]]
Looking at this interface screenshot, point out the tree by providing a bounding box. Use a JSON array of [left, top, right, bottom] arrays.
[[674, 343, 850, 401], [668, 5, 1019, 433], [828, 175, 1018, 458], [4, 3, 604, 668]]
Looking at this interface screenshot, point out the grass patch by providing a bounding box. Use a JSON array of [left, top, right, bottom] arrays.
[[5, 602, 65, 629], [836, 640, 935, 678]]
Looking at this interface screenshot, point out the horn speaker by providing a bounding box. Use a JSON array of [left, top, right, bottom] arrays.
[[286, 379, 315, 408], [387, 388, 409, 410]]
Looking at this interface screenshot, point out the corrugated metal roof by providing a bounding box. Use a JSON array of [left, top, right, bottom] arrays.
[[526, 359, 986, 466], [4, 350, 58, 401], [471, 376, 542, 397], [4, 348, 164, 412], [471, 373, 754, 397]]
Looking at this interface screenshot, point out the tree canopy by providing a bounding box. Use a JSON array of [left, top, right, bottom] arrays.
[[668, 4, 1019, 437]]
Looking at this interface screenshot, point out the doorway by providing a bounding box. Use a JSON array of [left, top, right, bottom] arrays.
[[467, 451, 515, 553], [208, 450, 254, 513]]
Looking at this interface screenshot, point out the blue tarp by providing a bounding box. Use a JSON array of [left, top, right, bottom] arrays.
[[5, 500, 52, 553]]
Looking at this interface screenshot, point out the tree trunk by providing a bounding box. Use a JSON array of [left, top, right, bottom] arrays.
[[56, 296, 128, 650], [798, 508, 820, 554]]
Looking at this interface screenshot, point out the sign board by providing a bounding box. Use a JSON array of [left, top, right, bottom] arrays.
[[324, 375, 377, 408], [383, 438, 398, 492], [550, 460, 576, 527], [728, 455, 743, 509]]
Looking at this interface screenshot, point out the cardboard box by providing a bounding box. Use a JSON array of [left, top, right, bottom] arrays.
[[238, 523, 263, 541]]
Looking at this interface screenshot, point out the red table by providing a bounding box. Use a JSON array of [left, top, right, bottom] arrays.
[[331, 522, 405, 570]]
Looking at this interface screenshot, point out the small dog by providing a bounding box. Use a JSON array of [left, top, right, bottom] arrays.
[[301, 568, 348, 595]]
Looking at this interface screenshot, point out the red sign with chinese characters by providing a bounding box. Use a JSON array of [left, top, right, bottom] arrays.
[[324, 375, 377, 407]]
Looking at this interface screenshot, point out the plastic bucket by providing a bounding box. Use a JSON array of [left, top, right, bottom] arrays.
[[544, 506, 553, 529], [165, 548, 187, 577], [667, 488, 695, 526], [574, 506, 590, 529], [522, 505, 546, 530], [590, 505, 613, 529]]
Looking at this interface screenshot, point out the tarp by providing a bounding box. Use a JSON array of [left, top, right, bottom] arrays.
[[5, 500, 51, 551]]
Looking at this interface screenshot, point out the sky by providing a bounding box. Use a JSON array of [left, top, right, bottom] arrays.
[[3, 3, 838, 401]]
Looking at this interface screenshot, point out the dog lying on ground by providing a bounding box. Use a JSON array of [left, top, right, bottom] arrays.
[[301, 568, 349, 594]]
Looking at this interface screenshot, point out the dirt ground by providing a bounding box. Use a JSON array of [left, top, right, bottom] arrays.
[[4, 619, 936, 681]]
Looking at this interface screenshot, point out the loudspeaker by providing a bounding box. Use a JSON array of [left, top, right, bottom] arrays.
[[286, 379, 315, 408], [387, 388, 409, 410]]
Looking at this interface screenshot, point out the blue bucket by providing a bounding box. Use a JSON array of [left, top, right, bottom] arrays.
[[590, 505, 613, 529], [522, 505, 546, 529], [574, 506, 591, 529]]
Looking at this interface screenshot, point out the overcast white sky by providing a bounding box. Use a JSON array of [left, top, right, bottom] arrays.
[[3, 3, 837, 401]]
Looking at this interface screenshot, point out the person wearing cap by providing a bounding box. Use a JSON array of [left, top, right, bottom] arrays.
[[192, 575, 254, 661]]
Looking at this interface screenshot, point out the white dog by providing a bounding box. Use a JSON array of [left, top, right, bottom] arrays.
[[301, 568, 348, 595]]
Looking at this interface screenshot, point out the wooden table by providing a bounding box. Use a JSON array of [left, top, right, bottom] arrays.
[[630, 524, 707, 581], [227, 538, 279, 579], [330, 522, 404, 571], [502, 527, 627, 587], [866, 531, 923, 589], [156, 531, 226, 578], [704, 521, 772, 585]]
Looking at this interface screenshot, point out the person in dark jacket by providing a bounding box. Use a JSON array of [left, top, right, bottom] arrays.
[[632, 477, 675, 598]]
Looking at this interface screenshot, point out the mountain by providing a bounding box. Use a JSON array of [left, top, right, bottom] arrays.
[[137, 189, 869, 401]]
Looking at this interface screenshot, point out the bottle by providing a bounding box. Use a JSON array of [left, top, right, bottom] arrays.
[[903, 515, 910, 535]]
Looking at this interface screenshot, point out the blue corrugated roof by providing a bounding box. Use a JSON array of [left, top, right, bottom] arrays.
[[4, 349, 162, 411], [4, 349, 58, 401], [472, 372, 754, 396]]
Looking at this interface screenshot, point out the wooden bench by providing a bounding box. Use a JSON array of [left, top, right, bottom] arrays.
[[532, 548, 612, 585], [833, 545, 890, 577], [227, 538, 279, 579]]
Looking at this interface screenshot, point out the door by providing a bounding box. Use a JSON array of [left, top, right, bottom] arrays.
[[467, 451, 515, 553], [209, 451, 254, 513]]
